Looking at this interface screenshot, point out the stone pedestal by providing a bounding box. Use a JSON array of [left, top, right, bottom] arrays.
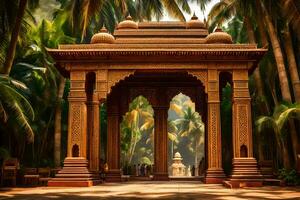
[[205, 168, 226, 184], [48, 157, 101, 187], [225, 158, 263, 188]]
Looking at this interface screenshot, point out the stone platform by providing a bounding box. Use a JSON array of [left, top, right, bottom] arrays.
[[48, 157, 101, 187]]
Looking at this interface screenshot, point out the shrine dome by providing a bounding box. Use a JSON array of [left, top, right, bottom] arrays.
[[205, 28, 233, 44], [186, 13, 205, 29], [117, 15, 138, 29], [90, 27, 115, 44], [174, 152, 183, 160]]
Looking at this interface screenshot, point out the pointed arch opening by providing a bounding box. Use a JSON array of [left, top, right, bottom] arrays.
[[120, 95, 155, 177], [167, 93, 205, 177]]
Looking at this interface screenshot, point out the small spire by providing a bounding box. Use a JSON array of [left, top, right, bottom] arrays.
[[191, 12, 198, 20], [126, 14, 133, 20], [215, 24, 223, 32], [100, 26, 108, 33]]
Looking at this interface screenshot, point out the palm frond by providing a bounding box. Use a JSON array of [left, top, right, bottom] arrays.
[[162, 0, 186, 21]]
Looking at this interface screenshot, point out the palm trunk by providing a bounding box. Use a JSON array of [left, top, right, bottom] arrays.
[[259, 0, 292, 102], [54, 78, 66, 167], [288, 120, 300, 166], [1, 0, 27, 75], [283, 26, 300, 102], [282, 139, 291, 169], [244, 15, 269, 114]]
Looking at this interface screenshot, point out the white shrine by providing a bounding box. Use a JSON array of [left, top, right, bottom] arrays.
[[171, 152, 186, 176]]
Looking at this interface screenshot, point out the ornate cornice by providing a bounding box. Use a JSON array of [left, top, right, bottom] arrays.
[[47, 48, 266, 61]]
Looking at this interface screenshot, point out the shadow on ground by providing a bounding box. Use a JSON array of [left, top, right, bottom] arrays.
[[0, 182, 299, 200]]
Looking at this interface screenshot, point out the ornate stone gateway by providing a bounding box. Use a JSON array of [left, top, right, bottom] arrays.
[[47, 16, 266, 187]]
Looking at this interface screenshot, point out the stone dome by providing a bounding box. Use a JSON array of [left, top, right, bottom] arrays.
[[90, 27, 115, 44], [117, 15, 138, 29], [186, 13, 205, 29], [205, 28, 233, 44], [174, 152, 183, 160]]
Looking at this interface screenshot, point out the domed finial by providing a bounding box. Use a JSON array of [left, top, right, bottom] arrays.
[[90, 25, 115, 44], [117, 14, 138, 29], [205, 27, 233, 44], [186, 12, 205, 29]]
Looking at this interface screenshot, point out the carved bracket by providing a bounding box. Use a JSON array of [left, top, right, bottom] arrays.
[[107, 70, 136, 94], [187, 70, 207, 93]]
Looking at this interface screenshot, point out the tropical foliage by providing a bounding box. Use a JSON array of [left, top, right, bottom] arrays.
[[168, 93, 205, 172], [120, 96, 154, 165]]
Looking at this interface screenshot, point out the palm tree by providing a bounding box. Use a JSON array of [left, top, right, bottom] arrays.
[[207, 0, 268, 113], [0, 75, 34, 142], [23, 18, 74, 166], [283, 25, 300, 102], [0, 0, 27, 74], [173, 107, 204, 174], [207, 0, 293, 103], [120, 96, 154, 165], [256, 103, 300, 169], [258, 0, 292, 102], [169, 94, 204, 174]]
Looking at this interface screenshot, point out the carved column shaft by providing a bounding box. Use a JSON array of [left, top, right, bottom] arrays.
[[106, 92, 121, 182], [67, 72, 88, 158], [153, 107, 169, 180], [205, 69, 225, 183], [88, 96, 100, 172], [232, 70, 253, 158]]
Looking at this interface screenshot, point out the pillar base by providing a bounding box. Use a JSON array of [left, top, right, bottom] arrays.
[[105, 169, 122, 182], [204, 168, 226, 184], [226, 157, 263, 188], [153, 172, 169, 181], [48, 157, 101, 187]]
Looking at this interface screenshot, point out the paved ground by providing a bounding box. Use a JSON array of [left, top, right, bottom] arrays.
[[0, 182, 300, 200]]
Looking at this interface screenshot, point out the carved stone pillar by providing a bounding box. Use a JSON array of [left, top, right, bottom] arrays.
[[228, 69, 262, 188], [106, 92, 122, 182], [88, 94, 100, 172], [153, 106, 169, 181], [205, 69, 225, 184], [48, 71, 100, 187]]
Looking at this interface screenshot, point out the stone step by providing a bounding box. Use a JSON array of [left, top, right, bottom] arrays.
[[263, 179, 285, 186]]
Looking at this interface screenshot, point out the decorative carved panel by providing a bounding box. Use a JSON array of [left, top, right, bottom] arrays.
[[209, 103, 218, 167], [238, 105, 248, 146], [71, 104, 81, 146]]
